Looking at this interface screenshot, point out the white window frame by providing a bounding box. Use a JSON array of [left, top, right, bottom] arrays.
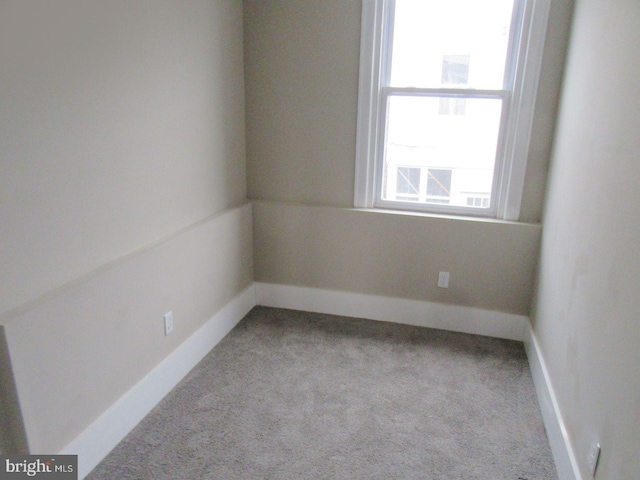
[[354, 0, 551, 221]]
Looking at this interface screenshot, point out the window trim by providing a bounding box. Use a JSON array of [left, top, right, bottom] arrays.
[[354, 0, 551, 221]]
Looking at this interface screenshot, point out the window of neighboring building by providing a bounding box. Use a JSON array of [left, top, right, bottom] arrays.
[[354, 0, 551, 220], [426, 169, 452, 204], [395, 166, 421, 202], [466, 195, 490, 208], [439, 55, 470, 115], [441, 55, 471, 85], [389, 166, 452, 204]]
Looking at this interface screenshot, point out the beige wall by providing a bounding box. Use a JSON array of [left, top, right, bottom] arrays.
[[244, 0, 361, 207], [4, 206, 253, 453], [532, 0, 640, 477], [245, 0, 573, 314], [0, 0, 251, 453], [0, 0, 247, 314], [255, 202, 541, 315]]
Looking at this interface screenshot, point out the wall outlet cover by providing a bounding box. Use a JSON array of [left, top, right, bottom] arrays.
[[163, 311, 174, 336], [437, 271, 450, 288]]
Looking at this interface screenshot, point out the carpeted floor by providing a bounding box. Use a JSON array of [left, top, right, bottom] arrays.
[[87, 306, 557, 479]]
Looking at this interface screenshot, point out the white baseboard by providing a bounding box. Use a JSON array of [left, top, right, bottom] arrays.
[[255, 283, 527, 341], [524, 323, 582, 480], [61, 285, 256, 480], [60, 282, 553, 479]]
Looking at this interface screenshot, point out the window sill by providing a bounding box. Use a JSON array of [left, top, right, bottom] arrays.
[[349, 206, 541, 227], [251, 200, 542, 228]]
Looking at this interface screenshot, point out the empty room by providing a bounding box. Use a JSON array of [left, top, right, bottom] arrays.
[[1, 1, 638, 479]]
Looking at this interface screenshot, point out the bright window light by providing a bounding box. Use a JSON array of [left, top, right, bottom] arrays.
[[355, 0, 551, 220]]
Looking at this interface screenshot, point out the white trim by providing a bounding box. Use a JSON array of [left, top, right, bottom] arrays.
[[255, 283, 527, 341], [499, 0, 551, 220], [354, 0, 385, 208], [61, 285, 256, 479], [354, 0, 551, 221], [524, 322, 582, 480]]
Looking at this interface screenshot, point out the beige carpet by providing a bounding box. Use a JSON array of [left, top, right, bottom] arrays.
[[87, 306, 557, 479]]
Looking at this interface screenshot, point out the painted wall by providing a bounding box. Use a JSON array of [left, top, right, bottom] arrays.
[[532, 0, 640, 477], [0, 0, 252, 453], [254, 202, 541, 315], [244, 0, 361, 208], [245, 0, 572, 315]]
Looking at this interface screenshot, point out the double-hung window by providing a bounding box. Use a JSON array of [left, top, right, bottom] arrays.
[[355, 0, 550, 220]]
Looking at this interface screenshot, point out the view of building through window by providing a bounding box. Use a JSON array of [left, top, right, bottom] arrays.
[[439, 55, 470, 115], [381, 0, 514, 209]]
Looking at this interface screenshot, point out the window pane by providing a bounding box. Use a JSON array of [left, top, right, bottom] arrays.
[[441, 55, 470, 85], [426, 169, 452, 202], [390, 0, 514, 89], [381, 95, 501, 208], [395, 166, 421, 202]]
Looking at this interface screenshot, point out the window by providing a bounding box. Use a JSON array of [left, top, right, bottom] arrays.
[[441, 55, 471, 85], [388, 166, 452, 203], [426, 169, 452, 204], [439, 55, 470, 115], [355, 0, 551, 220], [395, 166, 421, 201], [466, 195, 490, 208]]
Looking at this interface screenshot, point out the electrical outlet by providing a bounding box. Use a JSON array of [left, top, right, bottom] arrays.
[[587, 441, 601, 477], [437, 271, 450, 288], [163, 311, 174, 336]]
